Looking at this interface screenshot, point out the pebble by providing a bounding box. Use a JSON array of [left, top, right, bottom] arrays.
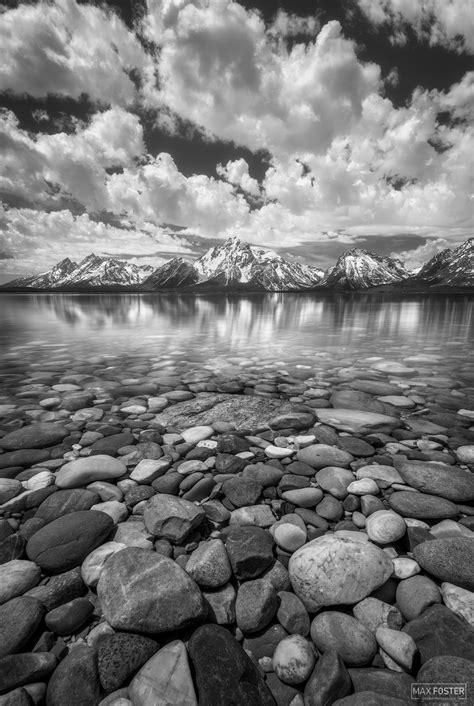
[[55, 455, 127, 488], [365, 510, 406, 544], [310, 611, 377, 666], [272, 634, 316, 684]]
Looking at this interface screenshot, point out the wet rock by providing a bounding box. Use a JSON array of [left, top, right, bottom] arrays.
[[98, 633, 158, 692], [388, 491, 459, 519], [394, 458, 474, 502], [188, 624, 275, 706], [402, 604, 474, 663], [413, 537, 474, 590], [97, 547, 206, 633], [0, 424, 68, 451], [45, 596, 93, 635], [35, 489, 99, 523], [0, 561, 41, 605], [296, 445, 353, 470], [235, 579, 277, 633], [0, 596, 45, 658], [26, 510, 114, 573], [143, 494, 205, 544], [185, 539, 232, 588], [225, 526, 274, 579], [45, 645, 100, 706], [289, 535, 392, 611], [315, 409, 399, 435], [310, 611, 377, 666], [0, 652, 56, 695], [272, 634, 316, 684], [304, 649, 351, 706], [129, 640, 196, 706]]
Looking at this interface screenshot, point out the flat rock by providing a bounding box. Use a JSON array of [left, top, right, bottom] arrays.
[[98, 633, 158, 692], [413, 537, 474, 590], [289, 535, 393, 612], [388, 491, 459, 519], [45, 644, 100, 706], [26, 510, 114, 573], [0, 423, 68, 451], [143, 494, 205, 544], [296, 445, 353, 470], [55, 455, 126, 489], [129, 640, 196, 706], [97, 547, 206, 633], [188, 624, 275, 706], [316, 409, 399, 435], [394, 458, 474, 502]]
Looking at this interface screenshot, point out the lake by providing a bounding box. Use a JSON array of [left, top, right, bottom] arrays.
[[0, 293, 472, 372]]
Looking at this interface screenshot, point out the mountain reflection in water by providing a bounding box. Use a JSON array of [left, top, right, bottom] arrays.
[[0, 293, 472, 363]]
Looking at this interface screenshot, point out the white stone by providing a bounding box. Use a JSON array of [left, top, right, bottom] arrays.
[[265, 445, 294, 459], [365, 511, 406, 544], [347, 479, 380, 496], [181, 426, 214, 444], [130, 458, 171, 484], [391, 557, 420, 580], [91, 501, 128, 525], [22, 471, 55, 491], [440, 582, 474, 628], [129, 640, 197, 706]]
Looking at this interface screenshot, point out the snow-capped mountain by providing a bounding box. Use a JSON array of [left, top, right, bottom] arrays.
[[193, 236, 323, 291], [319, 249, 409, 289], [7, 254, 153, 289], [413, 238, 474, 287], [142, 258, 199, 289]]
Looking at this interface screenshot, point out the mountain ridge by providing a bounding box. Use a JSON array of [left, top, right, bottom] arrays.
[[3, 237, 473, 292]]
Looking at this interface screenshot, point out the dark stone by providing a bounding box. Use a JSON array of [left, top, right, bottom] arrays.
[[393, 458, 474, 502], [333, 692, 407, 705], [35, 489, 100, 524], [243, 624, 288, 660], [46, 644, 101, 706], [0, 521, 13, 542], [413, 538, 474, 590], [90, 432, 135, 456], [225, 526, 274, 580], [416, 656, 474, 705], [348, 668, 416, 702], [265, 673, 301, 706], [0, 687, 33, 705], [215, 454, 246, 474], [304, 650, 351, 706], [405, 525, 435, 551], [151, 472, 182, 495], [25, 568, 86, 611], [0, 534, 26, 564], [182, 477, 216, 503], [222, 477, 263, 507], [337, 437, 375, 457], [0, 596, 45, 658], [18, 519, 47, 542], [0, 424, 68, 451], [124, 485, 155, 506], [403, 604, 474, 664], [388, 491, 458, 519], [188, 624, 275, 706], [97, 633, 158, 692], [216, 435, 250, 454], [26, 511, 113, 573], [0, 653, 56, 695], [45, 597, 94, 636], [0, 449, 50, 469]]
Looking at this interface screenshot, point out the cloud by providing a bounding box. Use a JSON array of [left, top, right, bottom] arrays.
[[0, 0, 151, 104], [0, 204, 195, 273], [143, 2, 380, 158], [355, 0, 474, 53], [0, 107, 145, 210], [216, 159, 260, 196], [106, 152, 251, 233]]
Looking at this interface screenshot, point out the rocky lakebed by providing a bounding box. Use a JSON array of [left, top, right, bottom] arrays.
[[0, 349, 474, 705]]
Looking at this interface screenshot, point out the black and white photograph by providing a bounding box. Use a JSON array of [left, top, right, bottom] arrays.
[[0, 0, 473, 704]]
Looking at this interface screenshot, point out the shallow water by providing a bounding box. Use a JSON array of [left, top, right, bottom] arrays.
[[0, 292, 472, 376]]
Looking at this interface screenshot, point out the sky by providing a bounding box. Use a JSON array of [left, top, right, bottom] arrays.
[[0, 0, 473, 278]]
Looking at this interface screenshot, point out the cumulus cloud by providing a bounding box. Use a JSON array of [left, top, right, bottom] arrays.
[[356, 0, 474, 53], [143, 1, 380, 158], [0, 204, 194, 273], [0, 0, 151, 104], [216, 159, 260, 196], [0, 107, 145, 210]]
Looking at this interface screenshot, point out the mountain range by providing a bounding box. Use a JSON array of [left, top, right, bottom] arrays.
[[3, 236, 473, 292]]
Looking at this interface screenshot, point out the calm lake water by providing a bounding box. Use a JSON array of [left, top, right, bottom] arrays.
[[0, 293, 472, 377]]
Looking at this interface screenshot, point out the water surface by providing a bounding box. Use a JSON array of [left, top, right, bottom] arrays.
[[0, 293, 472, 376]]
